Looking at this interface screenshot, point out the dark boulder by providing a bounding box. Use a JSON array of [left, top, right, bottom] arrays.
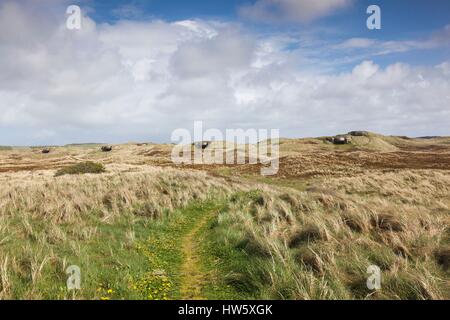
[[348, 131, 369, 137], [193, 141, 210, 150], [41, 149, 50, 154], [333, 135, 350, 145], [101, 146, 112, 152]]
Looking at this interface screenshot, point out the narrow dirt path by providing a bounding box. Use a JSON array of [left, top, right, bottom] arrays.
[[179, 211, 213, 300]]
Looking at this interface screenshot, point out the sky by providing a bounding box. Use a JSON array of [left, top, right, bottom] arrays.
[[0, 0, 449, 145]]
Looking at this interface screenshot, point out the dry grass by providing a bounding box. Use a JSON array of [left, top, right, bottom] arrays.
[[0, 165, 237, 223], [210, 170, 450, 299]]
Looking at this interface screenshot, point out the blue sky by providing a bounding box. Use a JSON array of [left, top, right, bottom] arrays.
[[0, 0, 449, 145], [83, 0, 450, 35], [78, 0, 450, 68], [82, 0, 450, 27]]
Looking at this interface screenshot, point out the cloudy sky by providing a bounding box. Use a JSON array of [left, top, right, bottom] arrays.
[[1, 0, 449, 145]]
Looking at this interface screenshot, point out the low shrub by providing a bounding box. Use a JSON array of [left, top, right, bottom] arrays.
[[55, 161, 105, 177]]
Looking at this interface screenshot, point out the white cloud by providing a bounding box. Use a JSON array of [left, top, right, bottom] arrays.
[[0, 1, 449, 145], [334, 24, 450, 56], [239, 0, 352, 23], [335, 38, 377, 49], [352, 60, 379, 79]]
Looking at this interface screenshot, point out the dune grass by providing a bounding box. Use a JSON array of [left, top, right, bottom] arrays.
[[202, 171, 450, 299]]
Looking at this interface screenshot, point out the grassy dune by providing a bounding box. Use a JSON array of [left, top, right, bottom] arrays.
[[0, 135, 449, 299]]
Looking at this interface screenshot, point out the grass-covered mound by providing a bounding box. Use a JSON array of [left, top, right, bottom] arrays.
[[55, 161, 105, 177]]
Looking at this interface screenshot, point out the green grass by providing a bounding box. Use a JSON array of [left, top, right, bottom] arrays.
[[198, 216, 253, 299], [130, 202, 215, 300], [129, 202, 224, 299], [55, 162, 105, 177], [0, 172, 256, 300], [3, 184, 446, 299], [200, 220, 259, 299], [1, 200, 233, 299], [132, 199, 250, 300], [126, 193, 280, 300], [199, 191, 281, 299], [2, 213, 150, 299]]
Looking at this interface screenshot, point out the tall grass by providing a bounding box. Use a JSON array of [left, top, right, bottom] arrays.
[[0, 166, 239, 299], [206, 170, 450, 299]]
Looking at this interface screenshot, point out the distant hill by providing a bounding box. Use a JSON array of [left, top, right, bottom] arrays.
[[64, 143, 103, 147], [416, 136, 442, 139]]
